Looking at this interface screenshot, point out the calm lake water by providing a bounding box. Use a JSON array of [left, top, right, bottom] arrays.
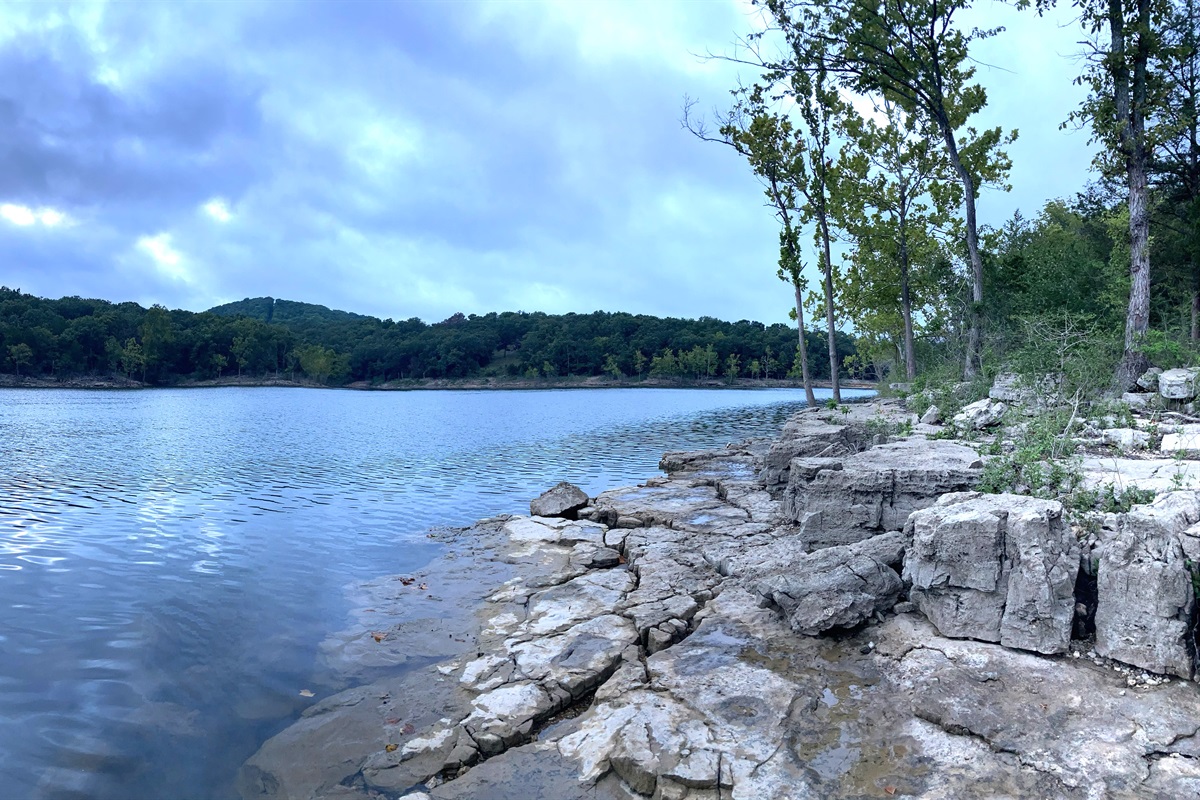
[[0, 385, 870, 800]]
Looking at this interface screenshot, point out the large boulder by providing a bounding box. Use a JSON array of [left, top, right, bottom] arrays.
[[752, 535, 905, 635], [904, 493, 1079, 655], [530, 482, 590, 519], [952, 398, 1007, 430], [1159, 367, 1200, 400], [784, 439, 983, 547], [1095, 493, 1200, 678]]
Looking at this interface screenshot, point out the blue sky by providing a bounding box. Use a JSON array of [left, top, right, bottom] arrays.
[[0, 0, 1096, 325]]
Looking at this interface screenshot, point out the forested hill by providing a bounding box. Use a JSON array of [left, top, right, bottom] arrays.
[[0, 288, 858, 386]]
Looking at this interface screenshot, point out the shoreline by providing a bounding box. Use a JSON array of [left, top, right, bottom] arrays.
[[0, 373, 877, 393], [238, 397, 1200, 799]]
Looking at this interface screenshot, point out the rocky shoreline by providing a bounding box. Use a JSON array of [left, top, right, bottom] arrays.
[[238, 397, 1200, 800]]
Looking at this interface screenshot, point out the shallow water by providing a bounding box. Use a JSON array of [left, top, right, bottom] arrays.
[[0, 385, 870, 799]]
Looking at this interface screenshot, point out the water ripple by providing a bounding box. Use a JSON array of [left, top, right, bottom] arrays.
[[0, 385, 868, 799]]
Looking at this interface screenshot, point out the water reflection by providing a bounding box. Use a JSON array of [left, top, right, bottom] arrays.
[[0, 385, 869, 799]]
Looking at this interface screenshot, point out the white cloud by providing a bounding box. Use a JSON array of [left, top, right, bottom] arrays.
[[0, 204, 37, 226], [136, 233, 190, 282], [1, 203, 72, 227], [202, 198, 233, 222]]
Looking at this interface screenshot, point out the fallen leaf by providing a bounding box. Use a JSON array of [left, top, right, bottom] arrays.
[[385, 716, 401, 725], [372, 631, 387, 643], [398, 577, 415, 586], [385, 743, 398, 753], [884, 787, 896, 796], [402, 723, 415, 735], [299, 689, 315, 698]]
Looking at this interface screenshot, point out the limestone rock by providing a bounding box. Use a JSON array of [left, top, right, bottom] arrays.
[[904, 493, 1079, 654], [1160, 367, 1200, 400], [1122, 391, 1152, 410], [1095, 495, 1199, 678], [890, 614, 1200, 795], [919, 404, 941, 425], [530, 482, 590, 519], [952, 398, 1007, 430], [753, 540, 904, 635], [1137, 367, 1163, 392], [784, 439, 983, 546], [760, 416, 866, 488], [1161, 424, 1200, 453], [989, 372, 1026, 402], [1103, 427, 1150, 451]]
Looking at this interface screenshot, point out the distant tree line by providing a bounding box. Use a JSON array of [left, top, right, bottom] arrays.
[[0, 289, 860, 386]]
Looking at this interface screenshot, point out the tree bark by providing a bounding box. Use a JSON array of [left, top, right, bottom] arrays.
[[1191, 284, 1199, 341], [818, 210, 841, 403], [897, 196, 917, 381], [1113, 0, 1153, 390], [793, 281, 816, 406], [936, 120, 984, 380]]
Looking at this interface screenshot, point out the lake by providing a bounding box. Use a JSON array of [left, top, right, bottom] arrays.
[[0, 385, 871, 799]]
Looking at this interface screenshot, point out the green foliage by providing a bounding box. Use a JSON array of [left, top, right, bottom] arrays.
[[1003, 312, 1121, 400], [865, 414, 914, 440], [6, 342, 32, 375], [0, 288, 860, 386], [978, 410, 1082, 499], [1141, 330, 1199, 370]]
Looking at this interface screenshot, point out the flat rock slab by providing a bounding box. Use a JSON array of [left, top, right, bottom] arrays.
[[1082, 456, 1200, 495], [591, 482, 750, 531], [889, 615, 1200, 796], [784, 439, 983, 546]]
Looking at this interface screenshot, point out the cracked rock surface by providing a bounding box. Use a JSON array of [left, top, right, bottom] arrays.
[[238, 401, 1200, 800]]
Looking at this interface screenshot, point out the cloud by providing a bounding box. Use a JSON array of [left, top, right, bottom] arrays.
[[202, 199, 232, 223], [0, 0, 1099, 325]]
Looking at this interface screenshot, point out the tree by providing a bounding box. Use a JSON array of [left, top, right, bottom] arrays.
[[1066, 0, 1170, 386], [1151, 0, 1200, 337], [603, 353, 623, 379], [7, 343, 32, 375], [725, 352, 741, 383], [139, 304, 173, 382], [683, 88, 819, 404], [758, 0, 1016, 378], [119, 338, 145, 380], [837, 98, 958, 379]]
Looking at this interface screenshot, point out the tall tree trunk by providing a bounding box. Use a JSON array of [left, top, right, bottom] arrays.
[[938, 122, 984, 380], [793, 281, 816, 406], [1191, 282, 1199, 341], [1113, 0, 1153, 389], [818, 212, 841, 403], [897, 200, 917, 381]]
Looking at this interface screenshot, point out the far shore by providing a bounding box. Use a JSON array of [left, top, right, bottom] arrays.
[[0, 373, 877, 393]]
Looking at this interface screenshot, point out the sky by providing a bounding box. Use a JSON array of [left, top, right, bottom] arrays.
[[0, 0, 1098, 326]]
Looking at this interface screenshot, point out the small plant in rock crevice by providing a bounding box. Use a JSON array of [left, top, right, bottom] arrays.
[[977, 409, 1082, 499]]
